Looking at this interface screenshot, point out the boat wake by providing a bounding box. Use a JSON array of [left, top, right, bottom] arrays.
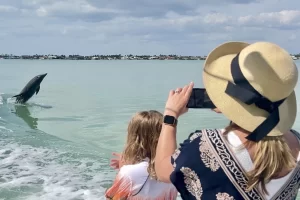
[[0, 140, 110, 200], [0, 93, 114, 200]]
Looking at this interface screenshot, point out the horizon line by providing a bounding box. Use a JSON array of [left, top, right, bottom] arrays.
[[1, 53, 300, 56]]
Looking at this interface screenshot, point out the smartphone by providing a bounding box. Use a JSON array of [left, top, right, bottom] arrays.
[[186, 88, 216, 109]]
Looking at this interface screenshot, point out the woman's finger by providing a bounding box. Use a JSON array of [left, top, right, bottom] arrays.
[[175, 88, 182, 93], [181, 84, 190, 94], [184, 82, 194, 97], [212, 108, 221, 113], [169, 90, 175, 97]]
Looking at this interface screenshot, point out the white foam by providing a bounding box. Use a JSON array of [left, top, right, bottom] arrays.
[[6, 97, 15, 104], [0, 141, 110, 200], [0, 126, 13, 132], [0, 95, 3, 105]]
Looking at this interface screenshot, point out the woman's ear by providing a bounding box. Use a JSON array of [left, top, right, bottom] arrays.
[[211, 108, 222, 113]]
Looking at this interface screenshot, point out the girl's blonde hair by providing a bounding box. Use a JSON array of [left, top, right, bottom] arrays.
[[223, 122, 296, 195], [122, 110, 163, 179]]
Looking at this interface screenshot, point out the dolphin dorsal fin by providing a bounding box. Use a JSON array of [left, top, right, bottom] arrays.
[[36, 86, 40, 95]]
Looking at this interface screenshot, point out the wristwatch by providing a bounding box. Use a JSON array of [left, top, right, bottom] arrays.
[[163, 115, 178, 126]]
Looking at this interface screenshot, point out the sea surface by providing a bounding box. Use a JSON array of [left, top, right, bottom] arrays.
[[0, 59, 300, 200]]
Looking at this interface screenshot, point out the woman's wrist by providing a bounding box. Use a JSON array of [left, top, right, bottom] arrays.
[[164, 108, 179, 118]]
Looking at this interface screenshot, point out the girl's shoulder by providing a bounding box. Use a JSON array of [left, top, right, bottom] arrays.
[[119, 160, 149, 179], [120, 160, 175, 187], [120, 160, 177, 198]]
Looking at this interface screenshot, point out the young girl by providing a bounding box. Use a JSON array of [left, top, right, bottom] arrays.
[[105, 110, 178, 200]]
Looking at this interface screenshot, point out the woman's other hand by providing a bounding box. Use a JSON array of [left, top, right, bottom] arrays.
[[164, 82, 194, 118], [212, 108, 222, 113]]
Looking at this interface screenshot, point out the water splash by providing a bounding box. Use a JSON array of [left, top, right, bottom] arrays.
[[0, 141, 111, 200]]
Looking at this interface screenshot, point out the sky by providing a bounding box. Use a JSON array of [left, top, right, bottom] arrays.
[[0, 0, 300, 56]]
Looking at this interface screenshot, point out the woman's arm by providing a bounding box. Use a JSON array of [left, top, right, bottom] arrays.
[[155, 82, 194, 183], [154, 109, 178, 183]]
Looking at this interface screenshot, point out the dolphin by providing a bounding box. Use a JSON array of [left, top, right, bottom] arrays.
[[13, 73, 47, 104]]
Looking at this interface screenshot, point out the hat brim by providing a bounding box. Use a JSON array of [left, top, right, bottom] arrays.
[[203, 42, 297, 136]]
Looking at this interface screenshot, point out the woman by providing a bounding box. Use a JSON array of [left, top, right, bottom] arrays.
[[105, 110, 178, 199], [155, 41, 300, 199]]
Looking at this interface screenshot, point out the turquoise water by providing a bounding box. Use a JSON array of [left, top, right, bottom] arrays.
[[0, 59, 299, 200]]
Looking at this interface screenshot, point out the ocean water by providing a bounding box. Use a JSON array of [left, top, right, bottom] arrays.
[[0, 59, 299, 200]]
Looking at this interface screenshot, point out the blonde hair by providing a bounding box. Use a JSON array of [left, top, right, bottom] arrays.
[[223, 122, 296, 195], [122, 110, 163, 179]]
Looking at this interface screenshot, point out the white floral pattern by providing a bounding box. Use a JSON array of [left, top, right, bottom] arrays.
[[180, 167, 203, 200], [189, 131, 202, 142], [199, 134, 220, 172], [171, 149, 181, 168], [216, 192, 235, 200]]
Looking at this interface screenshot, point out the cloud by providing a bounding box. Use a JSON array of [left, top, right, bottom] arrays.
[[34, 0, 126, 20], [0, 5, 18, 12], [238, 10, 300, 29], [0, 0, 300, 55]]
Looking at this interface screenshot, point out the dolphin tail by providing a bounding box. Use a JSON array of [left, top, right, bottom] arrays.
[[12, 94, 25, 104], [12, 94, 22, 98]]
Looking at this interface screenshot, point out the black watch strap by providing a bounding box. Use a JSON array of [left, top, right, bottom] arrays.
[[163, 115, 178, 126]]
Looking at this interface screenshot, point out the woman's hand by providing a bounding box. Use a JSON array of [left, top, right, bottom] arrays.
[[212, 108, 221, 113], [164, 82, 194, 118], [110, 152, 122, 170]]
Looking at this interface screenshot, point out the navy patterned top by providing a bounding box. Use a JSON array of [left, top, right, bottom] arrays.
[[170, 129, 300, 200]]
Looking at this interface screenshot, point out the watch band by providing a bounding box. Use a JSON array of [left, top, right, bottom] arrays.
[[163, 115, 178, 126]]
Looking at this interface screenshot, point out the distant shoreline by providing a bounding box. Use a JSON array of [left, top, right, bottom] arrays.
[[0, 58, 205, 61], [0, 54, 206, 61], [1, 54, 299, 61]]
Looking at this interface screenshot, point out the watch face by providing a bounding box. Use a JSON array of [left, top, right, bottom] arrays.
[[164, 115, 176, 125]]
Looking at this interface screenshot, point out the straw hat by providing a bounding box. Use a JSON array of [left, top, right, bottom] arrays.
[[203, 41, 298, 141]]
